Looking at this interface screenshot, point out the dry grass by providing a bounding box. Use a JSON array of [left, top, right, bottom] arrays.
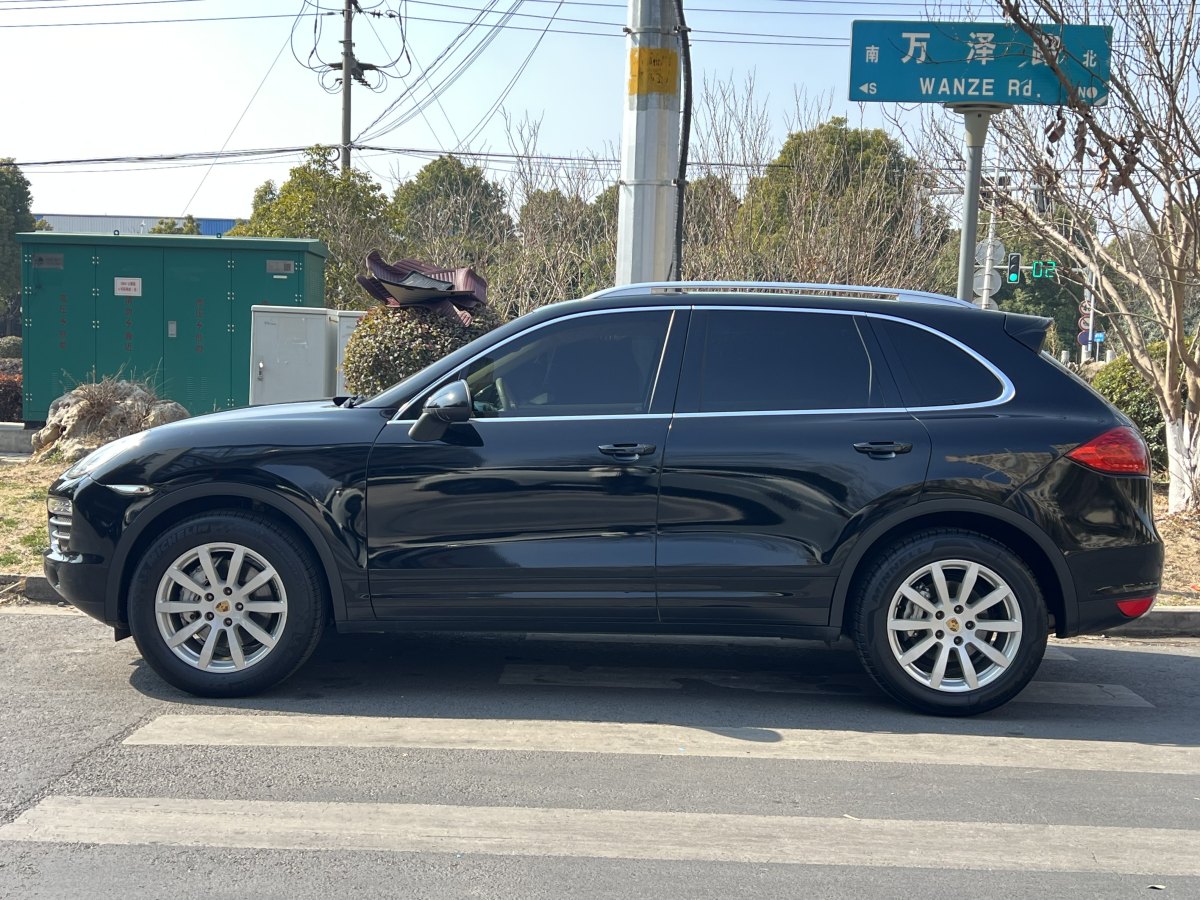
[[0, 458, 1195, 608], [0, 457, 72, 574], [1155, 486, 1200, 606]]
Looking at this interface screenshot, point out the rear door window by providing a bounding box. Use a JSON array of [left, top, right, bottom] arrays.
[[678, 309, 895, 413]]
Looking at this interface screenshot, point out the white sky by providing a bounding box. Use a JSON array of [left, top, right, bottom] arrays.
[[3, 0, 970, 219]]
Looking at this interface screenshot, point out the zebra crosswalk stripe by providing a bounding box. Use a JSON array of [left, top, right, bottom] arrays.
[[2, 795, 1196, 875], [122, 714, 1197, 775]]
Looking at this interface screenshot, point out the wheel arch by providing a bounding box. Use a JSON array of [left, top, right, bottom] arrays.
[[105, 483, 348, 627], [831, 500, 1075, 638]]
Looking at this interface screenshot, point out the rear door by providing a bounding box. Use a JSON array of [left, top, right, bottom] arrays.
[[657, 307, 931, 627]]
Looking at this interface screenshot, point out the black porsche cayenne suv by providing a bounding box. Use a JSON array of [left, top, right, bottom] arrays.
[[44, 281, 1162, 715]]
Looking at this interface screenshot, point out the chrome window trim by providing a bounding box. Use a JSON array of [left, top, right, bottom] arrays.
[[691, 306, 1015, 414], [391, 302, 1013, 423], [386, 413, 674, 425], [393, 306, 688, 422]]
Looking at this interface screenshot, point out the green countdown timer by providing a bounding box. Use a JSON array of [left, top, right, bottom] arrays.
[[1030, 260, 1059, 279]]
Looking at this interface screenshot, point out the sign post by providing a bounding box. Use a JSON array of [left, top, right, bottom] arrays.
[[849, 20, 1111, 306]]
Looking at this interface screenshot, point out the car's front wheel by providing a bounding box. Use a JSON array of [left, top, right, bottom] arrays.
[[852, 529, 1048, 716], [128, 512, 326, 697]]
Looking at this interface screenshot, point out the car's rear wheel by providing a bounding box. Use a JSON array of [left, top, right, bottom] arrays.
[[853, 529, 1047, 716], [128, 512, 326, 697]]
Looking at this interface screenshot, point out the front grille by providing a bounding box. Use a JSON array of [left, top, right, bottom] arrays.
[[48, 510, 72, 554]]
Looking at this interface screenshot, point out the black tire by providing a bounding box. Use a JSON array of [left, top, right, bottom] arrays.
[[852, 528, 1048, 716], [128, 511, 327, 697]]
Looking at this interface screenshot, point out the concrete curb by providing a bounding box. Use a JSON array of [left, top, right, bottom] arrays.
[[1107, 605, 1200, 638], [0, 574, 62, 604], [4, 572, 1199, 637]]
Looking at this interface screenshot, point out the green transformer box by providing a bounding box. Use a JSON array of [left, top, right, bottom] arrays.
[[18, 233, 327, 423]]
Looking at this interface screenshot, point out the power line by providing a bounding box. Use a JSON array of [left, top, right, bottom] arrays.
[[0, 11, 337, 27], [0, 0, 204, 10], [180, 17, 298, 215], [0, 4, 854, 43], [453, 0, 565, 151], [355, 1, 528, 144], [12, 142, 1074, 178]]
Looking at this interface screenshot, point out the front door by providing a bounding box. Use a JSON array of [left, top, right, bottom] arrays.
[[366, 307, 686, 624]]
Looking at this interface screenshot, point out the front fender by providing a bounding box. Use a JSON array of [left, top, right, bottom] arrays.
[[104, 482, 367, 626]]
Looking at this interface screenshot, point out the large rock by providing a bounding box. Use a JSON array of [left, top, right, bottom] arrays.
[[32, 380, 188, 463]]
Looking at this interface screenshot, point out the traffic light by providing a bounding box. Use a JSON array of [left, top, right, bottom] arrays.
[[1007, 253, 1022, 284]]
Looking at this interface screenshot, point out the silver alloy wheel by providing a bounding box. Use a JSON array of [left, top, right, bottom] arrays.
[[154, 542, 288, 673], [885, 558, 1022, 692]]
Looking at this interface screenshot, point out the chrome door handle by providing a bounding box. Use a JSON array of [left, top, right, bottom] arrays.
[[853, 441, 913, 460], [599, 443, 657, 461]]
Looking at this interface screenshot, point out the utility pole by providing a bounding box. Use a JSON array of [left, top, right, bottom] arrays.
[[341, 0, 354, 173], [615, 0, 681, 285]]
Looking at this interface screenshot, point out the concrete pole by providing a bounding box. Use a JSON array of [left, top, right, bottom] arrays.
[[615, 0, 681, 286], [340, 0, 354, 173]]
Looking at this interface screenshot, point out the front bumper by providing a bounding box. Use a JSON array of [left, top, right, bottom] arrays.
[[43, 472, 143, 628], [44, 549, 112, 624]]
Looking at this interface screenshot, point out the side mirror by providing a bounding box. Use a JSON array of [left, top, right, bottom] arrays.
[[408, 380, 473, 442]]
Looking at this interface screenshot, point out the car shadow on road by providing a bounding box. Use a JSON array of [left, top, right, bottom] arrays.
[[126, 629, 1200, 748]]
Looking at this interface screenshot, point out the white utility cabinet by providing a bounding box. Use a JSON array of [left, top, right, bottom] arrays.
[[249, 305, 337, 405], [334, 309, 365, 396]]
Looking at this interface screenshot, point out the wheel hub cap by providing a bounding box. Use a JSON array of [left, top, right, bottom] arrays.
[[153, 542, 288, 674], [885, 558, 1023, 693]]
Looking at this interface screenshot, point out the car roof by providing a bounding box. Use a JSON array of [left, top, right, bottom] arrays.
[[588, 281, 976, 309], [531, 281, 996, 324]]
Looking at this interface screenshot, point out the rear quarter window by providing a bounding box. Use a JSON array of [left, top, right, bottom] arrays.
[[876, 319, 1005, 408]]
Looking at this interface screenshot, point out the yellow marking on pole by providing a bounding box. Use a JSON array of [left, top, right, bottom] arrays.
[[628, 48, 679, 96]]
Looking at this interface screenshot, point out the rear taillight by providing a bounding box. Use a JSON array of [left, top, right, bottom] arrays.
[[1065, 427, 1150, 476], [1116, 596, 1155, 618]]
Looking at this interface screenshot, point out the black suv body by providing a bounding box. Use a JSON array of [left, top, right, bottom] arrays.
[[44, 282, 1163, 714]]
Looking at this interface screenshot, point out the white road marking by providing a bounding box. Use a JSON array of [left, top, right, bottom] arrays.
[[0, 603, 81, 616], [2, 796, 1196, 875], [123, 714, 1197, 775], [1014, 680, 1152, 708], [1042, 646, 1076, 661], [499, 664, 1152, 707]]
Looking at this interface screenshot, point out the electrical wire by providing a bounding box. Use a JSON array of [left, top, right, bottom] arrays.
[[180, 17, 297, 216], [672, 0, 692, 280], [361, 1, 458, 147], [355, 0, 527, 144], [0, 0, 204, 10], [0, 11, 339, 26], [452, 0, 563, 152]]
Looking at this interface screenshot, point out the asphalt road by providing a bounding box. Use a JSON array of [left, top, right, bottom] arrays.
[[2, 603, 1198, 899]]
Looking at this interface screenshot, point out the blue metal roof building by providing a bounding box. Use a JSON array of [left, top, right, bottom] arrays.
[[34, 214, 238, 236]]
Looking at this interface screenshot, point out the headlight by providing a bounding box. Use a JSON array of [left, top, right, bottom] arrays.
[[63, 433, 145, 479], [47, 496, 73, 516]]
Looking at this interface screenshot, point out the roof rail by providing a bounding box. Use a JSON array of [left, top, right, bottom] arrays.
[[585, 281, 976, 309]]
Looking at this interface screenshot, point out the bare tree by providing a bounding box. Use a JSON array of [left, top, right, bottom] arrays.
[[969, 0, 1200, 513], [684, 79, 952, 289]]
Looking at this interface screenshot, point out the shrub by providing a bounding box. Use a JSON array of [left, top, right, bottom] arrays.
[[1092, 343, 1170, 472], [0, 373, 22, 422], [342, 305, 504, 397], [0, 336, 21, 359]]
